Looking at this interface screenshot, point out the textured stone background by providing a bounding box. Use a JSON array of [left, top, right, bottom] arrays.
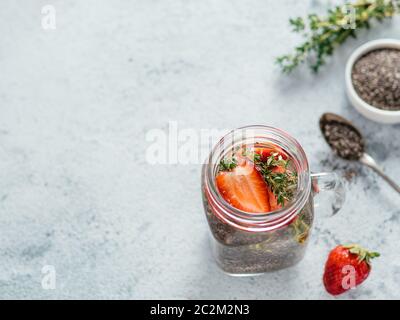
[[0, 0, 399, 299]]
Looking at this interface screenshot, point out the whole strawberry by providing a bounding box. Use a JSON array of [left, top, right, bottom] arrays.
[[323, 244, 380, 296]]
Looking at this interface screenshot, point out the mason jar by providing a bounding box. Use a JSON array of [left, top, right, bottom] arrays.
[[201, 125, 345, 276]]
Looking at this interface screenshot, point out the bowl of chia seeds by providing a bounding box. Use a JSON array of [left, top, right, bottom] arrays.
[[345, 39, 400, 124]]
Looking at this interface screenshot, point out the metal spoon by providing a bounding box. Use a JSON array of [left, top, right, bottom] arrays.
[[319, 113, 400, 194]]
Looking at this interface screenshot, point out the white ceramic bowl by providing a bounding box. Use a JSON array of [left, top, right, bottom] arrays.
[[345, 39, 400, 124]]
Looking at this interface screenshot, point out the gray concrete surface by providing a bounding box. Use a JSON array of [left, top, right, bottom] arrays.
[[0, 0, 399, 299]]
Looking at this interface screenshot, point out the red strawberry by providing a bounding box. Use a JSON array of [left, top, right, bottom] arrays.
[[216, 159, 270, 213], [323, 244, 380, 296]]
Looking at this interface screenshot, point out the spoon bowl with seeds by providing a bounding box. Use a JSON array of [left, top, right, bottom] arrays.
[[320, 113, 400, 194]]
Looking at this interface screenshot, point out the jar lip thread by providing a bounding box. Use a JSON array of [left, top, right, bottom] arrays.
[[204, 125, 311, 231]]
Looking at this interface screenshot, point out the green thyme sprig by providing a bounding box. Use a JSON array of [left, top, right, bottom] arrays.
[[277, 0, 400, 73], [218, 157, 237, 172], [254, 153, 298, 206]]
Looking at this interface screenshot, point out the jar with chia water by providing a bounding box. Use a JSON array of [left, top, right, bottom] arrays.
[[201, 126, 345, 276]]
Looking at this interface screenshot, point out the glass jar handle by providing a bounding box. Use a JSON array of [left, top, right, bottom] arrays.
[[311, 172, 345, 216]]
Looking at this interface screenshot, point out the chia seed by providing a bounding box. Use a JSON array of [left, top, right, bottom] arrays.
[[352, 48, 400, 111], [320, 113, 364, 161], [202, 186, 314, 274]]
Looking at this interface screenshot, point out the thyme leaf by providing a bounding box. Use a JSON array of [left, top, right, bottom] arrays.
[[218, 157, 238, 172], [254, 154, 298, 207]]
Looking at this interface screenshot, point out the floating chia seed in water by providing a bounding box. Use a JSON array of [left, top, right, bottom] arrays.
[[320, 113, 364, 161], [352, 48, 400, 111]]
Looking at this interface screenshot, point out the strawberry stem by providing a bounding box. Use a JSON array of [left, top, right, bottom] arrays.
[[343, 244, 380, 265]]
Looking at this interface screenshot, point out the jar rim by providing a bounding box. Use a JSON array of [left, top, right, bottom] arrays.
[[204, 125, 311, 231]]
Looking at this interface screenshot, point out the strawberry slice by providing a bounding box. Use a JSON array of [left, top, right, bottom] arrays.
[[216, 159, 270, 213], [267, 187, 282, 211], [254, 146, 288, 161]]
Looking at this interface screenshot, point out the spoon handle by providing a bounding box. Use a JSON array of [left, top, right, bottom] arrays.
[[360, 153, 400, 194]]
